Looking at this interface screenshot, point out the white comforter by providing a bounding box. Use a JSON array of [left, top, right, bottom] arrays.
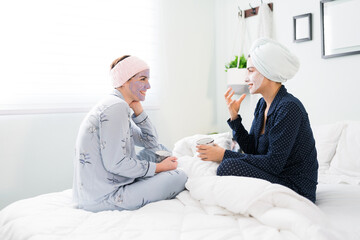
[[0, 133, 343, 240]]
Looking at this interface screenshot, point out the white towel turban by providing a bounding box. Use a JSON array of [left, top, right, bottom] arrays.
[[249, 38, 300, 83]]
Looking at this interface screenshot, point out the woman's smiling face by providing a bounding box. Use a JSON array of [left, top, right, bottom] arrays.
[[245, 58, 264, 94], [128, 69, 150, 101]]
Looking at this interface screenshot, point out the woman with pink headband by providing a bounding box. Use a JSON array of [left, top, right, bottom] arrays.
[[72, 55, 187, 212]]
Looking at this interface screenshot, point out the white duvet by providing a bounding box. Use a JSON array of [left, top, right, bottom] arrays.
[[0, 133, 344, 240]]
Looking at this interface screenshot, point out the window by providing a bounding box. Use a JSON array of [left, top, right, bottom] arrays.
[[0, 0, 160, 114]]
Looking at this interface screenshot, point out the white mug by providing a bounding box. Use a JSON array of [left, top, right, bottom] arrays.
[[196, 137, 214, 146], [155, 150, 172, 163]]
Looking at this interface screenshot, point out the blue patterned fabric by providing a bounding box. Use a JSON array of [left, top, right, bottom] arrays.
[[217, 86, 318, 202]]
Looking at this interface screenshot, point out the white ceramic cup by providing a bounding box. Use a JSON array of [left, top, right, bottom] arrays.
[[196, 137, 215, 159], [155, 150, 172, 163], [196, 137, 215, 146]]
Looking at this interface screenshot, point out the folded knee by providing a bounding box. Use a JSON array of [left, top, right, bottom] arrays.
[[217, 159, 237, 176], [216, 165, 227, 176], [163, 169, 186, 190], [170, 169, 187, 183]]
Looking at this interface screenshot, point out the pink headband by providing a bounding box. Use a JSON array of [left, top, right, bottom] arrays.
[[110, 56, 149, 88]]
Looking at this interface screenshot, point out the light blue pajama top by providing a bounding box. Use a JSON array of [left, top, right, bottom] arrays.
[[72, 89, 159, 209]]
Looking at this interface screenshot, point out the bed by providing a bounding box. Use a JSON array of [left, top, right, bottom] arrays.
[[1, 122, 359, 240]]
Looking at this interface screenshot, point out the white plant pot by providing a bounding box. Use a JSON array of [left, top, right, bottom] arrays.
[[226, 68, 248, 94]]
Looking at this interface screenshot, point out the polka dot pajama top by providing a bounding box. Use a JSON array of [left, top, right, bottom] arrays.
[[217, 85, 318, 203]]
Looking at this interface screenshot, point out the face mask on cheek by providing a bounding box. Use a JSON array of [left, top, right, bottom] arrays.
[[127, 69, 150, 101], [248, 71, 264, 94], [129, 79, 150, 101]]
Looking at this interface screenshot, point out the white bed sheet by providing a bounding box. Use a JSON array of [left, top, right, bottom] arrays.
[[1, 184, 358, 240], [316, 183, 360, 238], [0, 133, 358, 240]]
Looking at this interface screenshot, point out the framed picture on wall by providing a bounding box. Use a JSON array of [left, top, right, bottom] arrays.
[[293, 13, 312, 43], [320, 0, 360, 58]]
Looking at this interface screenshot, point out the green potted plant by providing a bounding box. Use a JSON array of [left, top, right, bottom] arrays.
[[225, 54, 248, 93], [225, 54, 247, 72]]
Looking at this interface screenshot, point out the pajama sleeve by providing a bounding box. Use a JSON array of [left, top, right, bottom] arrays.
[[227, 115, 257, 154], [99, 103, 156, 178], [227, 100, 263, 154], [131, 112, 160, 149], [223, 101, 302, 175]]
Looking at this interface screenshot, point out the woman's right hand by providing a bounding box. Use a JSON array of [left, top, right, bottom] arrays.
[[155, 156, 178, 173], [129, 101, 143, 117], [224, 87, 246, 121]]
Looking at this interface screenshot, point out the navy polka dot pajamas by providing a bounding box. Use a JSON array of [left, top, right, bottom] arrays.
[[217, 86, 318, 202]]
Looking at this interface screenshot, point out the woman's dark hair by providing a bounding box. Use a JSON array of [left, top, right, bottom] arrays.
[[110, 55, 131, 70]]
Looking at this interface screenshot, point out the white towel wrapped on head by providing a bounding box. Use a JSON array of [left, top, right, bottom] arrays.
[[249, 38, 300, 83]]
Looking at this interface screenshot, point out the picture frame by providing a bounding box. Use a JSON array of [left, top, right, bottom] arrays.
[[293, 13, 312, 43], [320, 0, 360, 59]]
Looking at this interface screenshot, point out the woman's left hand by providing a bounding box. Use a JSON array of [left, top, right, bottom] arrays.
[[129, 101, 143, 116], [196, 143, 225, 162]]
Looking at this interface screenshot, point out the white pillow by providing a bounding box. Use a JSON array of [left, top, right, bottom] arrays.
[[312, 122, 345, 171], [329, 122, 360, 177]]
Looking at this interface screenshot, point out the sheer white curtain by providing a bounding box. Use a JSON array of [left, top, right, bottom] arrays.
[[0, 0, 160, 114]]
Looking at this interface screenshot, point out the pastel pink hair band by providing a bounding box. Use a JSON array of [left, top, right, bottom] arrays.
[[110, 56, 149, 88]]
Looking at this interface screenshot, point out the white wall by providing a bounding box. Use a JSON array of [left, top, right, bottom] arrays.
[[153, 0, 218, 147], [271, 0, 360, 125], [0, 0, 217, 210], [215, 0, 360, 135], [0, 113, 85, 209]]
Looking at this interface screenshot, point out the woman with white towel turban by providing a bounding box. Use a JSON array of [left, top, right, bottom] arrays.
[[72, 55, 187, 212], [197, 38, 318, 203]]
